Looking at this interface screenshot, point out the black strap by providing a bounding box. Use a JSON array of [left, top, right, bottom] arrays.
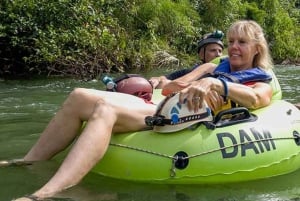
[[152, 92, 212, 126], [197, 72, 240, 83], [113, 74, 133, 83], [114, 74, 147, 84], [155, 110, 211, 126]]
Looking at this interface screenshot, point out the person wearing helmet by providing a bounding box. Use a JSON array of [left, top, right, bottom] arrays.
[[149, 30, 225, 89], [197, 30, 224, 63], [13, 20, 275, 201], [103, 74, 154, 102]]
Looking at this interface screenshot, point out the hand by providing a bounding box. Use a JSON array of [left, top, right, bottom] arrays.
[[149, 77, 161, 89], [149, 76, 171, 89], [161, 80, 190, 96], [205, 91, 226, 112], [178, 77, 217, 112]]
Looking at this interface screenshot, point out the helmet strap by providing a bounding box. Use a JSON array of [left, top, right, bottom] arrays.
[[202, 47, 207, 63]]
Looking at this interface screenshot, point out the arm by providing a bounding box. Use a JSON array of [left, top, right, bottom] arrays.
[[179, 77, 272, 112], [162, 63, 217, 96], [149, 68, 192, 89], [223, 81, 272, 109], [165, 68, 192, 80]]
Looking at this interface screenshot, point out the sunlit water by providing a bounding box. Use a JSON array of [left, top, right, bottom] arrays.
[[1, 66, 300, 201]]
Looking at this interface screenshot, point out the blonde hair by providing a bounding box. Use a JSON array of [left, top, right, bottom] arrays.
[[227, 20, 273, 70]]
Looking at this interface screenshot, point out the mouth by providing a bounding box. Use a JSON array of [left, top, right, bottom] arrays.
[[230, 53, 240, 58], [229, 54, 242, 61]]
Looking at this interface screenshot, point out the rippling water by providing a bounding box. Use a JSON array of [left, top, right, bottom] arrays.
[[276, 65, 300, 102], [1, 66, 300, 201]]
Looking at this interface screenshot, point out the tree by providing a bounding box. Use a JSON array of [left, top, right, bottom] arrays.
[[263, 0, 300, 62]]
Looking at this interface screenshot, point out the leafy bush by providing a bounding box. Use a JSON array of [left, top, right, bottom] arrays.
[[263, 0, 300, 63], [0, 0, 299, 79], [0, 0, 201, 79]]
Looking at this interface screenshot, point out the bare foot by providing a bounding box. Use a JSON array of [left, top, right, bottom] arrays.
[[12, 198, 34, 201], [12, 195, 40, 201]]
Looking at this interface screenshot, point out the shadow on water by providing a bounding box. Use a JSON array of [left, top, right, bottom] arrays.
[[1, 66, 300, 201], [4, 159, 300, 201], [82, 169, 300, 201]]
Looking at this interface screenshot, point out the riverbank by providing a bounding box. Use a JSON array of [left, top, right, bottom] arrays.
[[279, 58, 300, 66]]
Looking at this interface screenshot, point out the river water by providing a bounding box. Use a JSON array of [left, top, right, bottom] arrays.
[[1, 66, 300, 201]]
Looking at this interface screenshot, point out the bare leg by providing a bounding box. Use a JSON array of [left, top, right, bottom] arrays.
[[14, 88, 156, 200], [24, 88, 100, 161]]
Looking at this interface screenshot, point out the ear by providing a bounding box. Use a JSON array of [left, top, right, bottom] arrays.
[[199, 49, 205, 59], [255, 46, 261, 55]]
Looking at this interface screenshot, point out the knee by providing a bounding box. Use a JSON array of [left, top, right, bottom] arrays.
[[93, 98, 112, 116], [66, 88, 90, 104], [90, 98, 117, 122], [68, 88, 87, 100], [63, 88, 90, 110]]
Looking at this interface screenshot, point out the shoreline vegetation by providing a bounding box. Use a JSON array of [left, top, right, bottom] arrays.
[[0, 0, 300, 80]]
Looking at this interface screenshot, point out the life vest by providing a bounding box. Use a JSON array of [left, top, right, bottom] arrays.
[[212, 58, 282, 99], [209, 58, 281, 114], [212, 58, 272, 84]]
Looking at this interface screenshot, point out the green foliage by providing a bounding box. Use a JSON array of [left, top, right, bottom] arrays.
[[193, 0, 300, 64], [191, 0, 244, 33], [243, 2, 267, 23], [0, 0, 299, 79], [262, 0, 300, 62], [0, 0, 132, 78], [0, 0, 202, 79], [133, 0, 201, 57]]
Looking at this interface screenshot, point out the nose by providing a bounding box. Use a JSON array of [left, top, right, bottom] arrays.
[[230, 41, 239, 48]]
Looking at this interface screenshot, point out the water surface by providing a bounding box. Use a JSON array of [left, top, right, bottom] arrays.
[[1, 66, 300, 201]]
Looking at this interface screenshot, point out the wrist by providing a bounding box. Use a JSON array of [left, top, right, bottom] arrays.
[[159, 76, 167, 82], [217, 77, 228, 100]]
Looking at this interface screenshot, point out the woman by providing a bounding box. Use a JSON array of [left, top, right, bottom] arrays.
[[13, 20, 273, 201], [162, 20, 273, 113]]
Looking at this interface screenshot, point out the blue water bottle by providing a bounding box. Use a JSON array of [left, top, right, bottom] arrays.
[[102, 75, 116, 91]]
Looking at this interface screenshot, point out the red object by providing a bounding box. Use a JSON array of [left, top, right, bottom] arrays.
[[116, 76, 153, 101]]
